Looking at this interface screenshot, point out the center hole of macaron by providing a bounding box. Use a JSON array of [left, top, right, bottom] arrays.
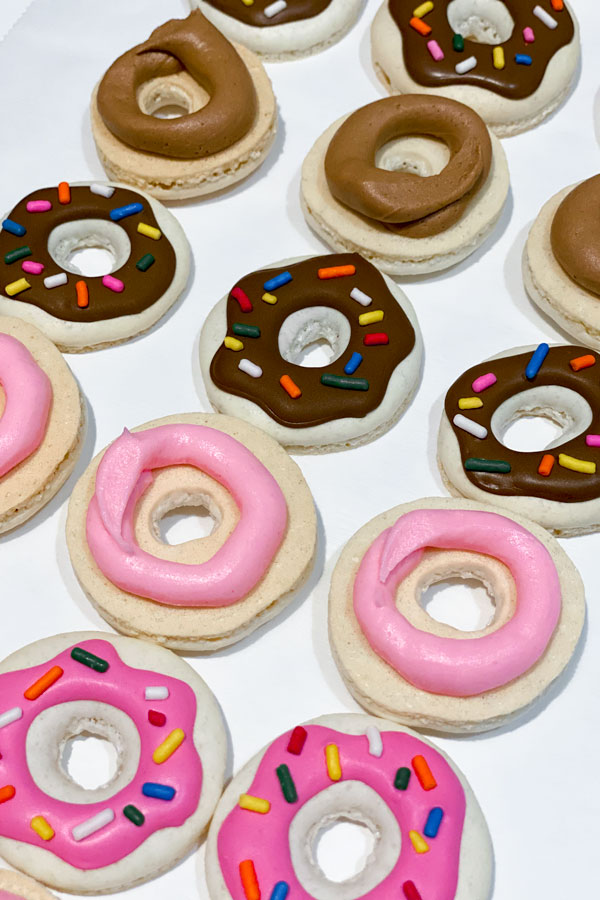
[[48, 219, 131, 277], [153, 491, 221, 546], [278, 307, 351, 368], [447, 0, 515, 44], [421, 576, 496, 631], [314, 820, 375, 882], [491, 386, 592, 452], [138, 75, 210, 119], [376, 136, 450, 178], [62, 733, 118, 790]]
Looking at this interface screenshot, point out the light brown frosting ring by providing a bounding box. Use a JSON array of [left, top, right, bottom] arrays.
[[324, 95, 492, 238], [96, 11, 257, 160], [551, 174, 600, 297]]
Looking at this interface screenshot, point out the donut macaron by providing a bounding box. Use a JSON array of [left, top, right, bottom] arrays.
[[0, 631, 226, 894], [329, 498, 585, 733], [371, 0, 580, 137], [0, 870, 57, 900]]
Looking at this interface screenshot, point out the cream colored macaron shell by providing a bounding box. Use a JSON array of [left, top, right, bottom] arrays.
[[0, 869, 57, 900]]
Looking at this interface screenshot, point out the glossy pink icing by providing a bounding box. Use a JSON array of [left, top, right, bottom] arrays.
[[354, 509, 561, 696], [0, 892, 22, 900], [0, 640, 201, 869], [0, 333, 52, 478], [85, 425, 288, 606], [217, 725, 466, 899]]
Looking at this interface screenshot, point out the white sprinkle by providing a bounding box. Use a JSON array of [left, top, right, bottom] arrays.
[[145, 686, 169, 700], [0, 707, 22, 729], [72, 809, 115, 842], [453, 414, 488, 440], [90, 183, 115, 198], [44, 272, 68, 289], [264, 0, 287, 17], [455, 55, 478, 75], [239, 358, 263, 378], [350, 288, 372, 307], [533, 5, 557, 28], [366, 726, 383, 758]]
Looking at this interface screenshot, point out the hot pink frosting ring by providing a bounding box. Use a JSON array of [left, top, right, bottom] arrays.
[[0, 333, 52, 479], [353, 508, 561, 697], [85, 423, 288, 606]]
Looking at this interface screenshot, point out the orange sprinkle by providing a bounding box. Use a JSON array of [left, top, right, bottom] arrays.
[[551, 0, 564, 9], [76, 280, 89, 308], [24, 666, 64, 701], [0, 785, 15, 804], [317, 265, 356, 280], [239, 860, 260, 900], [569, 354, 595, 372], [412, 755, 437, 791], [538, 454, 555, 477], [409, 16, 432, 35], [280, 375, 301, 399], [58, 182, 71, 204]]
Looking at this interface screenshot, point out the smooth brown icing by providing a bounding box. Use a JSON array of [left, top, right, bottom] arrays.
[[0, 186, 176, 323], [203, 0, 332, 27], [444, 345, 600, 502], [97, 11, 257, 159], [324, 95, 491, 238], [209, 253, 416, 427], [551, 175, 600, 297], [389, 0, 575, 100]]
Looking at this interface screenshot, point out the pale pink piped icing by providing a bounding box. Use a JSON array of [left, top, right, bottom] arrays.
[[217, 725, 466, 899], [0, 333, 52, 478], [0, 892, 22, 900], [86, 425, 288, 606], [354, 508, 561, 696], [0, 640, 201, 869]]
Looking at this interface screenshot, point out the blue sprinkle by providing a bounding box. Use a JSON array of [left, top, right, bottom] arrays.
[[110, 202, 144, 221], [525, 343, 549, 380], [142, 782, 176, 801], [424, 806, 444, 838], [2, 218, 26, 237], [515, 54, 532, 65], [263, 271, 292, 291], [269, 883, 289, 900], [344, 351, 363, 375]]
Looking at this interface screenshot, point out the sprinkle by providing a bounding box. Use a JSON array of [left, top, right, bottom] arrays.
[[242, 0, 254, 5], [410, 16, 432, 35], [58, 182, 71, 204], [224, 336, 244, 351], [4, 246, 32, 264], [239, 794, 271, 814], [364, 333, 389, 346], [153, 730, 185, 765], [76, 280, 89, 309], [110, 202, 143, 221], [2, 218, 26, 237], [145, 686, 169, 700], [232, 286, 253, 313], [325, 744, 342, 781], [264, 271, 292, 291], [455, 55, 477, 74], [459, 397, 483, 410], [102, 275, 124, 293], [142, 782, 176, 801], [233, 323, 261, 338], [413, 1, 433, 14], [90, 183, 115, 198], [358, 309, 384, 326], [409, 830, 430, 853], [27, 200, 52, 213], [412, 755, 437, 791], [270, 884, 290, 900], [262, 292, 277, 304], [123, 805, 145, 826], [321, 373, 369, 391], [344, 352, 363, 375], [22, 261, 44, 275], [424, 807, 444, 838], [44, 272, 68, 289], [533, 5, 557, 28], [318, 264, 356, 279], [366, 725, 383, 757], [472, 372, 497, 393], [586, 435, 600, 448], [403, 882, 423, 900], [558, 453, 596, 475], [427, 40, 444, 61], [350, 287, 372, 307], [465, 457, 511, 473], [239, 860, 260, 900], [287, 726, 308, 755], [71, 646, 109, 672], [0, 786, 16, 804], [523, 26, 535, 42], [148, 710, 166, 727], [516, 53, 533, 65], [453, 33, 464, 52], [525, 343, 549, 380], [538, 454, 555, 476], [239, 359, 263, 378], [276, 764, 297, 803], [31, 816, 54, 840], [551, 0, 564, 9], [264, 0, 287, 17], [137, 222, 161, 240], [5, 278, 31, 296], [493, 46, 505, 69], [395, 767, 411, 790], [72, 809, 115, 841], [453, 414, 487, 440], [24, 666, 63, 701], [570, 354, 595, 371], [136, 253, 155, 272], [280, 375, 301, 399]]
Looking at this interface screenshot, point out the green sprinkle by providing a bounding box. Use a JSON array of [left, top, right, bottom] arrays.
[[123, 805, 145, 826], [70, 647, 109, 673], [4, 246, 31, 265], [321, 374, 369, 391], [276, 764, 297, 803], [233, 323, 261, 339], [136, 253, 155, 272], [395, 767, 412, 790], [465, 457, 511, 474], [453, 33, 465, 52]]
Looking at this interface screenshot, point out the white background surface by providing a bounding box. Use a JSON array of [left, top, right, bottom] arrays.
[[0, 0, 599, 897]]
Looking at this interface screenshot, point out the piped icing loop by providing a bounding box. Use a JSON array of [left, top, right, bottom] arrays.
[[550, 175, 600, 296], [85, 424, 288, 606], [324, 96, 492, 237], [202, 0, 333, 27], [96, 11, 257, 159]]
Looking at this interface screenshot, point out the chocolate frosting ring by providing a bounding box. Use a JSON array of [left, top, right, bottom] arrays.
[[324, 96, 492, 238], [97, 11, 257, 159], [550, 175, 600, 297]]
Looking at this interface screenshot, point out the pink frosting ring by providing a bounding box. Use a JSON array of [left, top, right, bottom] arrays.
[[86, 424, 288, 607], [0, 333, 52, 478], [353, 508, 561, 696]]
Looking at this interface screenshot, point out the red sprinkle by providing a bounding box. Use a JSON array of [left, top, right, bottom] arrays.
[[231, 286, 253, 313], [287, 726, 308, 756], [148, 710, 167, 727], [364, 333, 389, 346], [0, 785, 15, 804], [403, 881, 423, 900]]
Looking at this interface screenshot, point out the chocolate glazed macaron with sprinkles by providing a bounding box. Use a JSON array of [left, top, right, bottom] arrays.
[[0, 182, 189, 352], [371, 1, 579, 137], [437, 343, 600, 535], [199, 254, 423, 452], [205, 713, 493, 900]]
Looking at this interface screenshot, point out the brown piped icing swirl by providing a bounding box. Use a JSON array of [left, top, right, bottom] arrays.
[[96, 11, 257, 159], [203, 0, 332, 27], [551, 175, 600, 297], [324, 96, 492, 238]]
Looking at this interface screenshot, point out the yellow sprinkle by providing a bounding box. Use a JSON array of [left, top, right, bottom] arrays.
[[493, 46, 505, 69], [224, 336, 244, 351], [558, 453, 596, 475], [153, 728, 185, 764], [137, 222, 162, 240], [5, 278, 30, 297], [239, 794, 271, 814], [409, 830, 430, 854], [325, 744, 342, 781], [31, 816, 54, 841], [241, 0, 254, 5], [413, 1, 433, 17], [358, 310, 384, 326], [262, 292, 278, 304], [458, 397, 483, 410]]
